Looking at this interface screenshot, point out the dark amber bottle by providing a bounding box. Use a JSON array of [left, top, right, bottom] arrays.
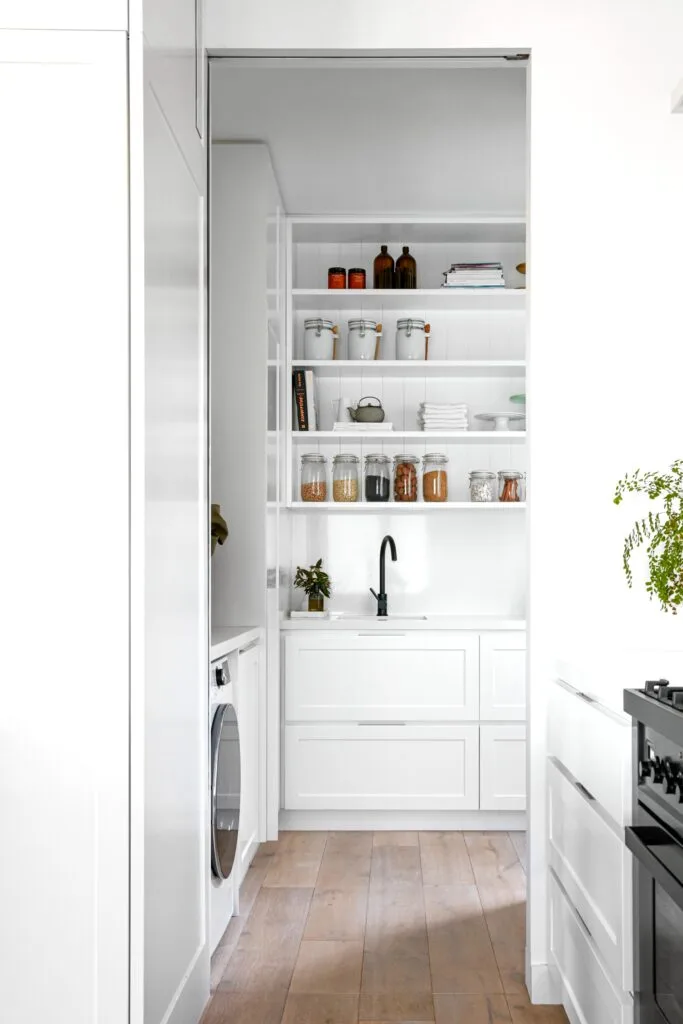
[[395, 246, 417, 289], [373, 245, 394, 289]]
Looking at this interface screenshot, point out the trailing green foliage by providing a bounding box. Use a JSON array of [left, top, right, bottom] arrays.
[[293, 558, 332, 599], [614, 460, 683, 614]]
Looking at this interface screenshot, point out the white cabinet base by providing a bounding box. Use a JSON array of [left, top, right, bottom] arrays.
[[279, 809, 526, 831], [480, 724, 527, 811]]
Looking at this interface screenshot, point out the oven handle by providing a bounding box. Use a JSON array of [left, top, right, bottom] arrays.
[[625, 825, 683, 911]]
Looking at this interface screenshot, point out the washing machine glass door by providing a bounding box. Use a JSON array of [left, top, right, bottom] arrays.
[[211, 703, 240, 880]]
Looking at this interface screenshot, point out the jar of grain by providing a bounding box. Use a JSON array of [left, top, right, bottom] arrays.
[[423, 453, 449, 502], [469, 470, 497, 503], [498, 471, 526, 502], [300, 453, 327, 502], [393, 455, 419, 502], [332, 453, 360, 502]]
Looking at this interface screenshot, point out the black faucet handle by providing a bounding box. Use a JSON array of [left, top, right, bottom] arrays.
[[370, 588, 379, 601]]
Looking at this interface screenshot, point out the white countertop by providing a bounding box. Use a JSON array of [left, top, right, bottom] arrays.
[[211, 625, 262, 662], [281, 614, 525, 632], [557, 646, 683, 718]]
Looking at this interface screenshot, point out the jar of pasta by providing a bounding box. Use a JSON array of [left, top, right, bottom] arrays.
[[332, 454, 360, 502], [423, 453, 449, 502]]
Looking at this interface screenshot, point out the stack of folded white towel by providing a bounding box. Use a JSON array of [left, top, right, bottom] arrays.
[[418, 402, 469, 431]]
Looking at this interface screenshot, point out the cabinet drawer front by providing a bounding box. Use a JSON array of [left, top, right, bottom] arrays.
[[285, 633, 479, 722], [548, 680, 631, 826], [479, 724, 526, 811], [284, 724, 479, 810], [548, 759, 631, 990], [479, 632, 526, 720], [550, 872, 632, 1024]]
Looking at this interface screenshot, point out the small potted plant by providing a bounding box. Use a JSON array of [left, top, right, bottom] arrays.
[[614, 459, 683, 613], [294, 558, 332, 613]]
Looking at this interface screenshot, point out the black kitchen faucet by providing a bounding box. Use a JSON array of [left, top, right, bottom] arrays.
[[370, 534, 398, 617]]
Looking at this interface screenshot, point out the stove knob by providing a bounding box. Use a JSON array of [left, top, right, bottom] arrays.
[[640, 759, 653, 779], [653, 757, 664, 783]]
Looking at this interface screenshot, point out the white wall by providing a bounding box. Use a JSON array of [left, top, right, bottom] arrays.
[[206, 0, 683, 999]]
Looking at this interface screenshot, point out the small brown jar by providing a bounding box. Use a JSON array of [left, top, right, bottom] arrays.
[[373, 245, 394, 289], [348, 268, 366, 289], [393, 455, 419, 502], [328, 267, 346, 289], [395, 246, 417, 289]]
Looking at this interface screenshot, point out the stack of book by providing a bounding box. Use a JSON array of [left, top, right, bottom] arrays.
[[292, 369, 318, 431], [442, 262, 505, 289]]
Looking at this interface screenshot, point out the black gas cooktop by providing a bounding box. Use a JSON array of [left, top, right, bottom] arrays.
[[642, 679, 683, 710]]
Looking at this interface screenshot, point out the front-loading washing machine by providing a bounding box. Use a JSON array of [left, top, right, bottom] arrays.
[[209, 653, 240, 953]]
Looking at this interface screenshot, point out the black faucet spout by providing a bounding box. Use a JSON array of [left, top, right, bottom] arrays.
[[371, 534, 398, 617]]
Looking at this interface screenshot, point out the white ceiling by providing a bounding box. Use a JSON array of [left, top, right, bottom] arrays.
[[209, 66, 527, 216]]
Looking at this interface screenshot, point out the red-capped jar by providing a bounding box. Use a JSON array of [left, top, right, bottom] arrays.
[[328, 267, 346, 289], [348, 268, 366, 289]]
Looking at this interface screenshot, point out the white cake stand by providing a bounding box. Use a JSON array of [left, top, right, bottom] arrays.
[[474, 412, 526, 432]]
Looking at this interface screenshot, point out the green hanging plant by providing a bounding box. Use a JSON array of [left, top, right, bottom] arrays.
[[614, 460, 683, 614]]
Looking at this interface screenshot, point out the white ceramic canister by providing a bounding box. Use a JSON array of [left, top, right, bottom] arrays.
[[304, 318, 336, 360], [348, 319, 379, 361], [396, 318, 427, 360]]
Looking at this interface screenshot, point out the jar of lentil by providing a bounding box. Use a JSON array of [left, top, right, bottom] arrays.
[[364, 454, 391, 502], [498, 471, 526, 502], [423, 453, 449, 502], [393, 455, 419, 502], [469, 470, 497, 503], [300, 453, 327, 502], [333, 453, 360, 502]]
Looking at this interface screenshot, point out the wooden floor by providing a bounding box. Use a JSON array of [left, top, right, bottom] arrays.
[[204, 831, 567, 1024]]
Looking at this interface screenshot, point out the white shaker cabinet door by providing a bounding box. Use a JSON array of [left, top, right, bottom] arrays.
[[285, 631, 480, 722], [284, 724, 480, 811], [236, 642, 261, 882], [479, 632, 526, 720], [479, 724, 527, 811]]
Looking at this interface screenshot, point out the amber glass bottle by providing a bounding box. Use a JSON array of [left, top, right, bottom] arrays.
[[395, 246, 417, 289], [373, 245, 394, 289]]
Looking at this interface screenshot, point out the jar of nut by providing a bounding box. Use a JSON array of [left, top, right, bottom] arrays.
[[423, 453, 449, 502], [393, 455, 419, 502], [332, 453, 360, 502], [300, 453, 327, 502]]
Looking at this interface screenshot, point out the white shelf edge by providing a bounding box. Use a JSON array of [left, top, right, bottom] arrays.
[[286, 501, 527, 511], [291, 431, 527, 442], [293, 288, 525, 297], [290, 359, 526, 378]]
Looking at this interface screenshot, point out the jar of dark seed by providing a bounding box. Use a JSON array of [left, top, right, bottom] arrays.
[[393, 454, 419, 502], [364, 454, 391, 502]]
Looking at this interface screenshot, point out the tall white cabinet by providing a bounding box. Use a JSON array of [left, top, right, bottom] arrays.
[[1, 6, 209, 1024]]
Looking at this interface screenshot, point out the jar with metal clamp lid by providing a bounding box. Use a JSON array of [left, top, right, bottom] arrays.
[[300, 453, 328, 502], [423, 453, 449, 502], [304, 318, 336, 360], [396, 318, 429, 360], [332, 453, 360, 502]]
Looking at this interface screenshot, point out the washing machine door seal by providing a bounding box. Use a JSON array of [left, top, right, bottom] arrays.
[[210, 702, 240, 881]]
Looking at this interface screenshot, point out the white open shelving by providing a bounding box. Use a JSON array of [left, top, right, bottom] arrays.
[[292, 288, 525, 311], [291, 431, 526, 444], [291, 359, 525, 379], [285, 214, 527, 509]]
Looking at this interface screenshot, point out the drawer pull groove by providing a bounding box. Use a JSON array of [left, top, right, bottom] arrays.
[[574, 780, 595, 802]]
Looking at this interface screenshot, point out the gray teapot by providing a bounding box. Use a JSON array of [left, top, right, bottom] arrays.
[[347, 396, 385, 423]]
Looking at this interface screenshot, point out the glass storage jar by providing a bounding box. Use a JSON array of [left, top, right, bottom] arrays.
[[498, 471, 526, 502], [364, 454, 391, 502], [469, 471, 497, 503], [423, 453, 449, 502], [348, 319, 379, 361], [393, 454, 419, 502], [304, 318, 336, 360], [396, 318, 427, 360], [300, 453, 327, 502], [332, 453, 360, 502]]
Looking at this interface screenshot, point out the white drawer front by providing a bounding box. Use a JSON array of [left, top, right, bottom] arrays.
[[548, 759, 632, 991], [480, 724, 526, 811], [548, 680, 631, 826], [285, 632, 479, 722], [550, 872, 632, 1024], [284, 724, 479, 810], [479, 632, 526, 720]]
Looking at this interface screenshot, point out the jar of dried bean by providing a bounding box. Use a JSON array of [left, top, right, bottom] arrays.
[[300, 453, 327, 502], [332, 453, 360, 502], [365, 454, 391, 502], [423, 453, 449, 502], [498, 471, 526, 502], [393, 455, 419, 502], [469, 471, 496, 503]]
